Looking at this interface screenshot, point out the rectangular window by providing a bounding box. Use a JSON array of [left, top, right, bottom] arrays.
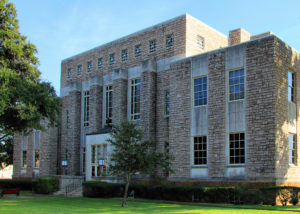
[[21, 150, 27, 168], [288, 71, 295, 102], [130, 78, 141, 120], [98, 58, 103, 69], [105, 85, 113, 122], [66, 110, 69, 129], [149, 39, 156, 53], [77, 65, 82, 76], [121, 49, 128, 62], [229, 133, 245, 164], [67, 68, 72, 79], [229, 68, 245, 101], [166, 34, 174, 48], [84, 91, 90, 127], [164, 90, 170, 116], [91, 144, 108, 177], [289, 134, 297, 164], [194, 136, 207, 165], [194, 76, 207, 106], [87, 61, 92, 73], [135, 44, 142, 57], [197, 35, 204, 50], [109, 53, 115, 66], [34, 149, 39, 168], [82, 147, 86, 173]]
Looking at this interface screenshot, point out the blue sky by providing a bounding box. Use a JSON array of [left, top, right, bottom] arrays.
[[12, 0, 300, 95]]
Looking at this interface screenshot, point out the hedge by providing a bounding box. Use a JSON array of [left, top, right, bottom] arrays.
[[83, 181, 300, 205], [83, 182, 244, 203], [0, 179, 34, 190], [33, 177, 59, 194]]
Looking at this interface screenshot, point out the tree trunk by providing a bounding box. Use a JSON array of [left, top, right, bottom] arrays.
[[121, 174, 131, 207]]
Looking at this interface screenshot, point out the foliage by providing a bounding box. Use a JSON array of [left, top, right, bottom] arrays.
[[0, 179, 33, 190], [107, 121, 173, 207], [33, 177, 59, 194], [260, 186, 300, 206], [83, 181, 123, 198], [0, 0, 60, 166], [0, 134, 12, 167]]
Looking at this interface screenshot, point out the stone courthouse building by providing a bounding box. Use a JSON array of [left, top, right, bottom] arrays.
[[13, 14, 300, 186]]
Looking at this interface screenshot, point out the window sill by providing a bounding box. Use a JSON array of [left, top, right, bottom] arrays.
[[191, 165, 207, 168], [227, 164, 245, 167]]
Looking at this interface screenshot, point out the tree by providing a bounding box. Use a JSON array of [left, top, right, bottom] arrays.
[[108, 121, 173, 207], [0, 0, 60, 166]]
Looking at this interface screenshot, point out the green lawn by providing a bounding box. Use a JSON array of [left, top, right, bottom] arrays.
[[0, 197, 299, 214]]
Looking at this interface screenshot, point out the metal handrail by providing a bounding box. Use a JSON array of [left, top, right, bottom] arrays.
[[65, 180, 82, 196]]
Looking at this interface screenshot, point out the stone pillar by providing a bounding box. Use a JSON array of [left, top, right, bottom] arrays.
[[112, 69, 128, 125], [89, 76, 103, 132], [141, 60, 157, 140], [208, 51, 226, 178], [60, 82, 82, 176]]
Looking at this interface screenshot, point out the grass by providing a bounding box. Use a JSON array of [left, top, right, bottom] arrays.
[[0, 197, 300, 214]]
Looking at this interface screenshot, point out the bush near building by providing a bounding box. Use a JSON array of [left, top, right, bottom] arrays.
[[33, 177, 59, 194], [83, 181, 300, 205]]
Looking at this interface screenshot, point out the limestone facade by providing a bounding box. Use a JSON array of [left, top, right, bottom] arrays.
[[13, 14, 300, 186]]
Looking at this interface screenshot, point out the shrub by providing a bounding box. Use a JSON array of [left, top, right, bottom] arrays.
[[83, 181, 123, 198], [260, 186, 300, 206], [0, 179, 33, 190], [34, 177, 59, 194]]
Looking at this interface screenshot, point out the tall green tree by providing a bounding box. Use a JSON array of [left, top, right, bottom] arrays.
[[108, 121, 173, 208], [0, 0, 60, 165]]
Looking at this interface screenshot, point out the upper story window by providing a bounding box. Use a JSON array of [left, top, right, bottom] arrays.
[[166, 34, 174, 48], [105, 85, 113, 122], [98, 58, 103, 70], [22, 150, 27, 168], [229, 133, 245, 164], [149, 39, 157, 53], [77, 65, 82, 76], [194, 136, 207, 165], [194, 76, 207, 106], [34, 149, 40, 168], [67, 68, 72, 79], [87, 61, 92, 73], [130, 78, 141, 120], [165, 90, 170, 116], [289, 134, 297, 165], [135, 44, 142, 57], [83, 91, 90, 127], [66, 110, 69, 129], [121, 49, 128, 62], [288, 71, 295, 102], [109, 53, 115, 66], [229, 68, 244, 101], [197, 35, 204, 50]]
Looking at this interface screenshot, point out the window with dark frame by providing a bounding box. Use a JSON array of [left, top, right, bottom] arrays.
[[121, 49, 128, 62], [67, 68, 72, 78], [149, 39, 156, 53], [84, 91, 90, 127], [87, 61, 92, 72], [130, 78, 141, 120], [98, 58, 103, 69], [166, 34, 174, 48], [194, 136, 207, 165], [288, 71, 295, 102], [229, 68, 245, 101], [105, 85, 113, 122], [109, 53, 115, 66], [165, 90, 170, 116], [229, 133, 245, 164], [77, 65, 82, 76], [194, 76, 207, 106], [34, 149, 39, 168], [135, 44, 142, 57], [289, 134, 297, 165], [22, 150, 27, 168]]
